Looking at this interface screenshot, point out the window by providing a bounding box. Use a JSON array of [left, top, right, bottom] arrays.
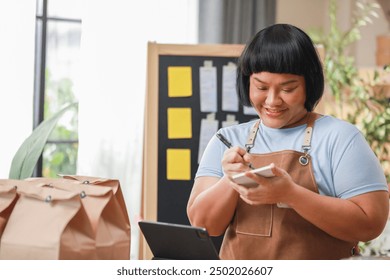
[[34, 0, 81, 177]]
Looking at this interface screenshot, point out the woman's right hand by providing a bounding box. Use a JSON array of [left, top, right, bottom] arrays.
[[221, 146, 253, 176]]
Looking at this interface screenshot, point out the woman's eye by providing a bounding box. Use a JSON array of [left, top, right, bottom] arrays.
[[282, 88, 295, 93], [257, 87, 268, 91]]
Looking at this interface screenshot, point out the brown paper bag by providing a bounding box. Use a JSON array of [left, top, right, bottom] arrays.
[[29, 177, 131, 259], [0, 181, 19, 238], [0, 181, 97, 260], [61, 175, 131, 259]]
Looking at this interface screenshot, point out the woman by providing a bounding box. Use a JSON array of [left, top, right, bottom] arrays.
[[187, 24, 389, 260]]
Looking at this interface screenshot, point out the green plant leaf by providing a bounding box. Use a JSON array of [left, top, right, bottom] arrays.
[[8, 102, 78, 179]]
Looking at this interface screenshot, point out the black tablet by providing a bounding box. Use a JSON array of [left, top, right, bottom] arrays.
[[138, 220, 220, 260]]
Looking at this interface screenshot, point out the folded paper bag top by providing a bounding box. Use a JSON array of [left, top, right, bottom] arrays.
[[26, 177, 116, 232], [26, 177, 112, 197]]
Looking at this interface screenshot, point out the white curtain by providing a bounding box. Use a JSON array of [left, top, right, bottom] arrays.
[[77, 0, 198, 259], [0, 0, 35, 178]]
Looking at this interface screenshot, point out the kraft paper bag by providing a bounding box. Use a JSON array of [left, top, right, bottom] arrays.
[[61, 175, 131, 259], [0, 181, 19, 238], [0, 181, 97, 260], [29, 177, 131, 259]]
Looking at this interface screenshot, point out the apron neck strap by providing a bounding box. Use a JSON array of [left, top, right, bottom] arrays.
[[245, 120, 261, 152], [302, 112, 315, 153], [245, 112, 316, 153]]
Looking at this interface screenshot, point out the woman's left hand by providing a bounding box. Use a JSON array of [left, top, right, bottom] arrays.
[[230, 163, 297, 205]]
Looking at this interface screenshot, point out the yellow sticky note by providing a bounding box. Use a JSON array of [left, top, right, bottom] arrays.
[[168, 66, 192, 97], [167, 149, 191, 180], [167, 107, 192, 139]]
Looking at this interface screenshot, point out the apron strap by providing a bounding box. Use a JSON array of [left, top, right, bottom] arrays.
[[245, 112, 316, 154], [245, 120, 261, 152], [302, 112, 315, 153], [299, 113, 316, 166]]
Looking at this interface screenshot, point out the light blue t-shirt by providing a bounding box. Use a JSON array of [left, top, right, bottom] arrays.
[[196, 115, 388, 199]]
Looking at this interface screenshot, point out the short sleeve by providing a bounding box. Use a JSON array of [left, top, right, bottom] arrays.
[[332, 131, 388, 199], [195, 134, 226, 178]]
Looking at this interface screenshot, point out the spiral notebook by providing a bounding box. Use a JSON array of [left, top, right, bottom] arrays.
[[138, 220, 220, 260]]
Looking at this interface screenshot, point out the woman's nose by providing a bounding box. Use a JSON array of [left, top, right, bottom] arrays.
[[265, 91, 282, 106]]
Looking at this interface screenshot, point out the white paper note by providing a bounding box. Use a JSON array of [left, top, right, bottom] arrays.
[[222, 63, 239, 112], [198, 113, 219, 163], [199, 61, 217, 112]]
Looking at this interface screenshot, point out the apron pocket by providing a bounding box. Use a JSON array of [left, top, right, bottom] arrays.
[[235, 200, 273, 237]]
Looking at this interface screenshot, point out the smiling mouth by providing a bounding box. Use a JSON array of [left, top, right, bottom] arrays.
[[264, 108, 287, 115]]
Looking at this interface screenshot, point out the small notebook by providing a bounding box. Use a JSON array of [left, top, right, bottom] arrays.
[[138, 220, 220, 260]]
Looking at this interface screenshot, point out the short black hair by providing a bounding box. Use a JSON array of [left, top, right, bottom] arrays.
[[236, 24, 324, 112]]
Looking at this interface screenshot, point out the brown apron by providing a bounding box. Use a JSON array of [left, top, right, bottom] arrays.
[[219, 113, 356, 260]]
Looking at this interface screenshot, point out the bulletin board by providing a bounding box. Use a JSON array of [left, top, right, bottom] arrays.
[[140, 42, 260, 259]]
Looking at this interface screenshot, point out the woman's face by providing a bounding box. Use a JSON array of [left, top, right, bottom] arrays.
[[249, 72, 307, 129]]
